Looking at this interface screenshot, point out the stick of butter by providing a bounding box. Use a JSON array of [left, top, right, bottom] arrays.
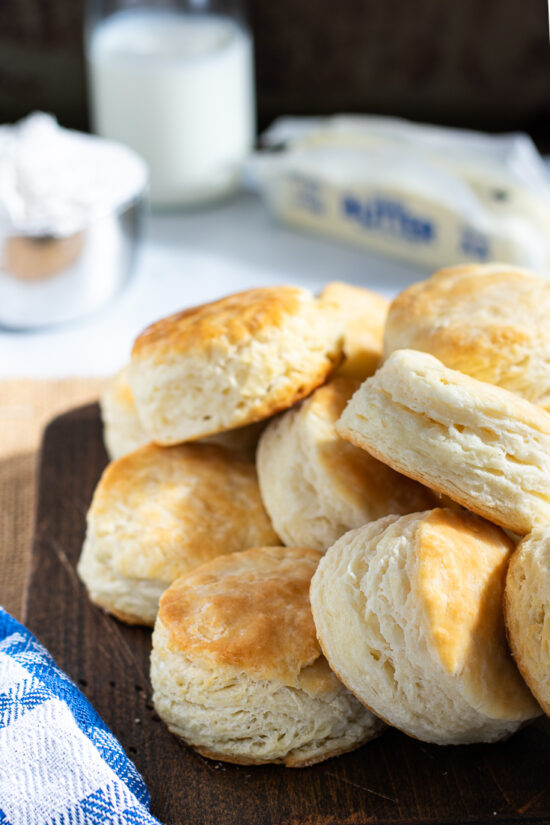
[[251, 116, 550, 273]]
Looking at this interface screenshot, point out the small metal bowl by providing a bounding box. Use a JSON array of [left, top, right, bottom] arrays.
[[0, 191, 146, 330]]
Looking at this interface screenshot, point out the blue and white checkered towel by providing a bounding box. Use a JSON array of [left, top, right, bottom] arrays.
[[0, 608, 161, 825]]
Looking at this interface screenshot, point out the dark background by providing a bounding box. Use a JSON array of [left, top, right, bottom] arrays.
[[1, 0, 549, 145]]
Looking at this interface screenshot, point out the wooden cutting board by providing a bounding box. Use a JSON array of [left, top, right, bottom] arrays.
[[24, 403, 550, 825]]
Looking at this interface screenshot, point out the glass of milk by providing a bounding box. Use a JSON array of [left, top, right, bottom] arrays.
[[86, 0, 255, 208]]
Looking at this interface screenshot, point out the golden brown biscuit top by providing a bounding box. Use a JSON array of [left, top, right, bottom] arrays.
[[320, 281, 389, 380], [386, 264, 541, 345], [416, 509, 537, 718], [320, 281, 389, 339], [384, 264, 550, 403], [132, 286, 314, 361], [158, 546, 327, 685], [89, 443, 279, 581]]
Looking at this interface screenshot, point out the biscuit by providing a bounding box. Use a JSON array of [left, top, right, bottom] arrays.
[[319, 282, 389, 380], [384, 263, 550, 409], [257, 377, 439, 551], [203, 421, 265, 460], [310, 509, 540, 745], [505, 528, 550, 716], [77, 443, 279, 625], [100, 367, 149, 460], [129, 286, 344, 445], [100, 366, 264, 461], [150, 545, 384, 766], [336, 349, 550, 535]]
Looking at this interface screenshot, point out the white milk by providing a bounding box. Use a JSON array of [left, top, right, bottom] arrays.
[[88, 10, 255, 207]]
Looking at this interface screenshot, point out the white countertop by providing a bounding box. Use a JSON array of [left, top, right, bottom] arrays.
[[0, 191, 429, 378]]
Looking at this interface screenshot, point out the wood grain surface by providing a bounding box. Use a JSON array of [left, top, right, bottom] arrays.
[[24, 404, 550, 825]]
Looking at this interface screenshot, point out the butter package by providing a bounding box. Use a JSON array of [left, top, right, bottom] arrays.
[[251, 116, 550, 272]]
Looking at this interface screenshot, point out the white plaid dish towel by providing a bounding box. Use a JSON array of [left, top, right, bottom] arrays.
[[0, 607, 161, 825]]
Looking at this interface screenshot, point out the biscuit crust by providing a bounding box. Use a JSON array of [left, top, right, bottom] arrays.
[[77, 443, 279, 625], [384, 264, 550, 409], [133, 286, 311, 360], [257, 377, 439, 550], [151, 546, 384, 765], [310, 510, 540, 745], [505, 529, 550, 717], [100, 366, 264, 460], [129, 286, 344, 444], [320, 282, 389, 380], [337, 349, 550, 535], [100, 366, 150, 459], [159, 546, 324, 684]]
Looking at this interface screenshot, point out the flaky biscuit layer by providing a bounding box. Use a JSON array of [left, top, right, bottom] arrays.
[[311, 510, 540, 745], [505, 529, 550, 717], [258, 377, 438, 550], [151, 546, 383, 765], [337, 349, 550, 535], [130, 286, 344, 444], [100, 365, 264, 460]]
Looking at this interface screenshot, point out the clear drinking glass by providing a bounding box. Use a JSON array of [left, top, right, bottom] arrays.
[[85, 0, 256, 208]]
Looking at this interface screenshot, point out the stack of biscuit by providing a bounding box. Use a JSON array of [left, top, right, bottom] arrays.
[[78, 266, 550, 767]]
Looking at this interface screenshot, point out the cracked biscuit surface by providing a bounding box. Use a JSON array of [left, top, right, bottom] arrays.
[[150, 545, 384, 766], [336, 349, 550, 535]]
